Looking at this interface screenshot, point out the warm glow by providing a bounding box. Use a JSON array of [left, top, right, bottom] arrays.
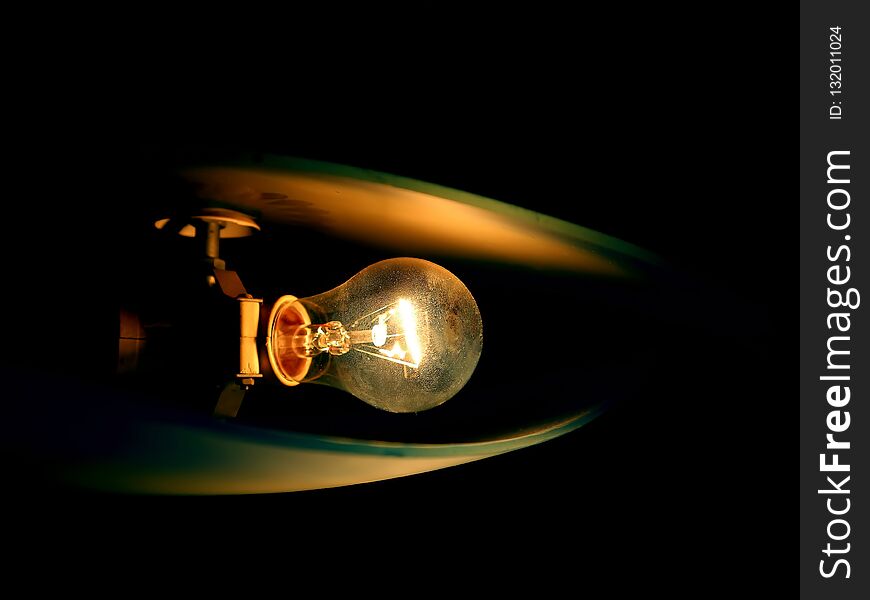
[[381, 341, 406, 360], [397, 299, 422, 367], [183, 167, 628, 274], [347, 298, 421, 370]]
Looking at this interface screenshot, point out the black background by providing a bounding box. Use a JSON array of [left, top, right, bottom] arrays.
[[3, 7, 794, 591]]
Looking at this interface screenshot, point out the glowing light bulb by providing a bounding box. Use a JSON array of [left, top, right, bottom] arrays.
[[265, 258, 483, 413]]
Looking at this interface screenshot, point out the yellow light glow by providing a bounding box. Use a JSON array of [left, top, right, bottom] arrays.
[[352, 299, 422, 369], [380, 341, 406, 360], [398, 299, 422, 367]]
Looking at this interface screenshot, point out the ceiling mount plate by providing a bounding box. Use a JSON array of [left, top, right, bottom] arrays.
[[154, 207, 260, 238]]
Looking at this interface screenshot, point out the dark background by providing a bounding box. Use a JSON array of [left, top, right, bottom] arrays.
[[2, 7, 793, 590]]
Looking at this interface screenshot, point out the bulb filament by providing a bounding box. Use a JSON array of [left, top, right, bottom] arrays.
[[301, 299, 422, 371]]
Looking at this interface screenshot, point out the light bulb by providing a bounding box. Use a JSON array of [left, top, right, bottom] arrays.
[[265, 257, 483, 413]]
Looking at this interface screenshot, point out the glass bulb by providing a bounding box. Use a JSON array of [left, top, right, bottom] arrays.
[[265, 258, 483, 413]]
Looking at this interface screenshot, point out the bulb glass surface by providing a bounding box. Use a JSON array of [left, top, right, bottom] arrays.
[[267, 258, 483, 413]]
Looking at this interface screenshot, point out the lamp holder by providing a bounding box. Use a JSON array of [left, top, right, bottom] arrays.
[[133, 207, 267, 418]]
